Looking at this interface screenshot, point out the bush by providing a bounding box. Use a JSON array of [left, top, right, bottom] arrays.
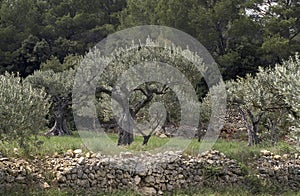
[[0, 72, 50, 149]]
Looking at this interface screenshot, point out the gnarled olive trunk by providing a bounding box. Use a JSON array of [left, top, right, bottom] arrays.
[[117, 112, 134, 145], [46, 113, 71, 136], [45, 101, 71, 136], [238, 107, 262, 146], [117, 127, 134, 145]]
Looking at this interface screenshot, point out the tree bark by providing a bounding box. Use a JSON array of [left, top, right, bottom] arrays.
[[117, 127, 133, 145], [142, 135, 151, 145], [45, 99, 71, 136], [248, 110, 264, 146], [238, 107, 254, 146], [238, 107, 262, 146], [97, 84, 167, 146], [117, 112, 134, 145], [46, 114, 71, 136]]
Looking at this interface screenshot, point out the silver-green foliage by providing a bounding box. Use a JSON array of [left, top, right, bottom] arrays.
[[75, 38, 206, 124], [0, 72, 50, 148], [269, 54, 300, 144], [226, 54, 300, 145], [25, 69, 75, 135], [269, 54, 300, 126], [26, 69, 75, 98]]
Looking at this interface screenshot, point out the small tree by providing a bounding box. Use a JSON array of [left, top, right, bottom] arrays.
[[227, 54, 300, 146], [226, 74, 283, 146], [26, 69, 75, 135], [0, 72, 49, 148], [269, 54, 300, 127]]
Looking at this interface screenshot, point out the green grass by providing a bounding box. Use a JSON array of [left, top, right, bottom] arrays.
[[0, 131, 298, 160]]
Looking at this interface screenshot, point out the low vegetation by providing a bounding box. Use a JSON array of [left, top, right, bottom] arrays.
[[1, 132, 298, 163]]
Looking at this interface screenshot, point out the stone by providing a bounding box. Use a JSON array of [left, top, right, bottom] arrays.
[[53, 152, 60, 158], [159, 134, 168, 138], [107, 173, 115, 179], [282, 154, 289, 160], [15, 176, 26, 182], [57, 173, 66, 183], [141, 187, 157, 196], [260, 150, 271, 156], [74, 149, 83, 154], [85, 152, 91, 158], [42, 182, 50, 189], [65, 149, 74, 157], [78, 157, 85, 164], [13, 148, 19, 154], [120, 152, 133, 158], [0, 158, 9, 161], [207, 159, 214, 164], [167, 184, 174, 191], [274, 155, 281, 160], [134, 175, 141, 185], [145, 176, 155, 184], [2, 149, 300, 193]]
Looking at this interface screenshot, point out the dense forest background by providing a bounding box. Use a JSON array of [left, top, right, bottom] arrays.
[[0, 0, 299, 80]]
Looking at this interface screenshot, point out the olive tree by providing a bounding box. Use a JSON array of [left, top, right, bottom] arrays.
[[26, 69, 75, 135], [226, 54, 300, 146], [267, 54, 300, 143], [74, 38, 206, 146], [0, 72, 49, 148], [227, 74, 284, 146]]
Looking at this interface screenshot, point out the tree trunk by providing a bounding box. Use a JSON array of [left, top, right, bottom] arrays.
[[251, 121, 259, 145], [117, 127, 133, 145], [238, 107, 254, 146], [117, 112, 134, 145], [142, 135, 151, 145], [46, 113, 71, 136], [248, 110, 264, 146]]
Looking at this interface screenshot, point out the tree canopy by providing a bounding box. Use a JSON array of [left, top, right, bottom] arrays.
[[0, 0, 299, 81]]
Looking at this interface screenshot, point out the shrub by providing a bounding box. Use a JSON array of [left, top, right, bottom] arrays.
[[0, 72, 49, 149]]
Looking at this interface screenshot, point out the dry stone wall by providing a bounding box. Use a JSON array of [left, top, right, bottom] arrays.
[[254, 150, 300, 191], [0, 150, 300, 195]]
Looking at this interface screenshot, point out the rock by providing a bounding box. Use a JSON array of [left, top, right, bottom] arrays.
[[65, 149, 74, 157], [107, 173, 115, 179], [74, 149, 83, 154], [159, 134, 168, 138], [85, 152, 91, 158], [260, 150, 271, 156], [13, 148, 19, 154], [57, 173, 66, 183], [207, 159, 214, 164], [53, 152, 60, 158], [0, 158, 9, 161], [141, 187, 157, 196], [273, 155, 281, 160], [120, 152, 133, 158], [15, 176, 26, 182], [78, 157, 85, 164], [134, 175, 141, 185], [295, 153, 298, 159], [145, 176, 155, 184], [42, 182, 50, 189], [91, 153, 97, 158], [282, 154, 289, 160]]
